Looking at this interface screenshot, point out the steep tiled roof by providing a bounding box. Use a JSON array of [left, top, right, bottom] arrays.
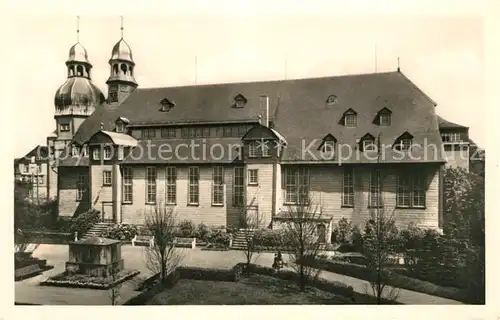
[[437, 116, 468, 129], [74, 71, 445, 164]]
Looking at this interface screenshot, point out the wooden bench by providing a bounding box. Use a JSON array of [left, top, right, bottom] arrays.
[[174, 237, 196, 249], [131, 234, 155, 248]]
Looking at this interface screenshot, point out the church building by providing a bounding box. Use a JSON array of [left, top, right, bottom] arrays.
[[39, 21, 478, 240]]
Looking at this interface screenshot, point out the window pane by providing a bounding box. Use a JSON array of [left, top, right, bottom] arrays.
[[188, 167, 199, 204], [397, 172, 411, 207], [342, 168, 354, 206]]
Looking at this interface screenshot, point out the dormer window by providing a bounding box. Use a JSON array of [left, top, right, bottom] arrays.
[[326, 94, 338, 105], [160, 98, 175, 112], [248, 142, 257, 158], [318, 134, 337, 157], [60, 123, 70, 132], [359, 133, 376, 152], [93, 148, 100, 160], [394, 132, 414, 151], [233, 94, 247, 108], [116, 122, 125, 133], [341, 109, 357, 127], [375, 107, 392, 126]]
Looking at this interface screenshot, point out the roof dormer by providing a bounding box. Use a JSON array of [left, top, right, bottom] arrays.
[[233, 94, 247, 108], [339, 108, 357, 127], [326, 94, 338, 105], [358, 133, 376, 152], [115, 117, 130, 133], [394, 131, 414, 151], [318, 134, 338, 152], [374, 107, 392, 126], [159, 98, 175, 112]]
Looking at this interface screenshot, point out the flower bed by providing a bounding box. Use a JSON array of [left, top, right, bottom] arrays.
[[177, 265, 243, 282], [24, 230, 73, 244], [40, 269, 140, 290]]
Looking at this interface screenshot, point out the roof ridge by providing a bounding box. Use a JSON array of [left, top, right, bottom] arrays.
[[133, 71, 399, 91]]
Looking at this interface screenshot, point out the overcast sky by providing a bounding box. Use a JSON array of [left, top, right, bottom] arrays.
[[10, 13, 484, 157]]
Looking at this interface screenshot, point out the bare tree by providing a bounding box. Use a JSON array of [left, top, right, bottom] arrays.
[[108, 266, 121, 305], [143, 204, 183, 283], [281, 196, 323, 291], [239, 206, 263, 268]]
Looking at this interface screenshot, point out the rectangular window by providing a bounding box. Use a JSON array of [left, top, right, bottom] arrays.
[[223, 127, 233, 137], [117, 146, 124, 160], [248, 142, 257, 158], [146, 167, 157, 204], [103, 170, 112, 186], [142, 128, 156, 139], [261, 141, 270, 157], [342, 167, 354, 207], [369, 170, 382, 207], [76, 172, 86, 201], [233, 167, 245, 207], [396, 172, 411, 207], [93, 148, 100, 160], [122, 167, 133, 203], [38, 176, 44, 185], [345, 114, 357, 127], [212, 166, 225, 205], [181, 128, 189, 138], [399, 138, 413, 150], [412, 174, 426, 208], [71, 146, 80, 157], [284, 167, 309, 204], [215, 127, 223, 138], [103, 146, 112, 160], [322, 141, 335, 153], [441, 132, 462, 143], [248, 169, 258, 185], [363, 140, 376, 152], [23, 164, 29, 173], [380, 113, 391, 126], [60, 123, 70, 132], [116, 122, 124, 133], [188, 167, 199, 205], [166, 166, 176, 204], [161, 127, 177, 138]]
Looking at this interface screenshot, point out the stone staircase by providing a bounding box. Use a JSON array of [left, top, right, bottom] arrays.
[[82, 222, 115, 239], [230, 229, 256, 250]]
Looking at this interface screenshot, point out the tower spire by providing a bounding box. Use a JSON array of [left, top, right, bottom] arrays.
[[120, 16, 124, 39], [397, 57, 400, 72], [76, 16, 80, 42]]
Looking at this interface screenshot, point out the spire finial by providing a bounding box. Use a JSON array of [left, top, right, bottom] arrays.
[[100, 122, 104, 130], [120, 16, 124, 39], [397, 57, 400, 72], [76, 16, 80, 42]]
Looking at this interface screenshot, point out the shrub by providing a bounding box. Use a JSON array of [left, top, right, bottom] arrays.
[[331, 217, 353, 244], [208, 229, 232, 247], [253, 229, 283, 247], [195, 223, 212, 242], [101, 224, 138, 240], [69, 209, 101, 236], [177, 220, 196, 238], [350, 225, 364, 251]]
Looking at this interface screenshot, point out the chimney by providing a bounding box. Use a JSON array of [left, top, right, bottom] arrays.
[[260, 95, 269, 127]]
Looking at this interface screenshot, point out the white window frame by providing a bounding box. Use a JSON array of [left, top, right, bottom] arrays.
[[441, 132, 462, 143], [166, 166, 177, 205], [248, 169, 258, 185], [344, 114, 357, 127], [284, 167, 309, 205], [103, 146, 113, 160], [92, 148, 100, 160], [188, 166, 200, 205], [103, 170, 112, 186], [399, 138, 413, 150], [212, 166, 225, 206], [116, 122, 125, 133], [363, 139, 376, 152], [261, 141, 270, 157], [342, 167, 354, 207], [322, 140, 335, 153], [146, 167, 157, 204], [122, 167, 133, 203], [117, 146, 124, 160], [248, 142, 257, 158], [396, 172, 411, 207], [60, 123, 70, 132], [233, 167, 245, 207], [369, 170, 382, 208], [142, 128, 156, 139], [76, 172, 86, 201], [161, 127, 177, 138], [71, 146, 80, 157], [380, 113, 391, 126]]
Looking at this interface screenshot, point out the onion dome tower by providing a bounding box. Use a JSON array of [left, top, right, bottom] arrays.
[[106, 16, 138, 105], [53, 17, 105, 140]]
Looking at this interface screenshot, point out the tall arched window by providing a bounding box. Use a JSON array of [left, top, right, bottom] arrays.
[[113, 64, 119, 75], [76, 65, 83, 77]]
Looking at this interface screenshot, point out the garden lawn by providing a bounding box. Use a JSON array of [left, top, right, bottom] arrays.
[[146, 274, 349, 305]]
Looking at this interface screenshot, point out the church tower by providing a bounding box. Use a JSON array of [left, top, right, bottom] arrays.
[[106, 17, 138, 105], [52, 17, 105, 155]]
